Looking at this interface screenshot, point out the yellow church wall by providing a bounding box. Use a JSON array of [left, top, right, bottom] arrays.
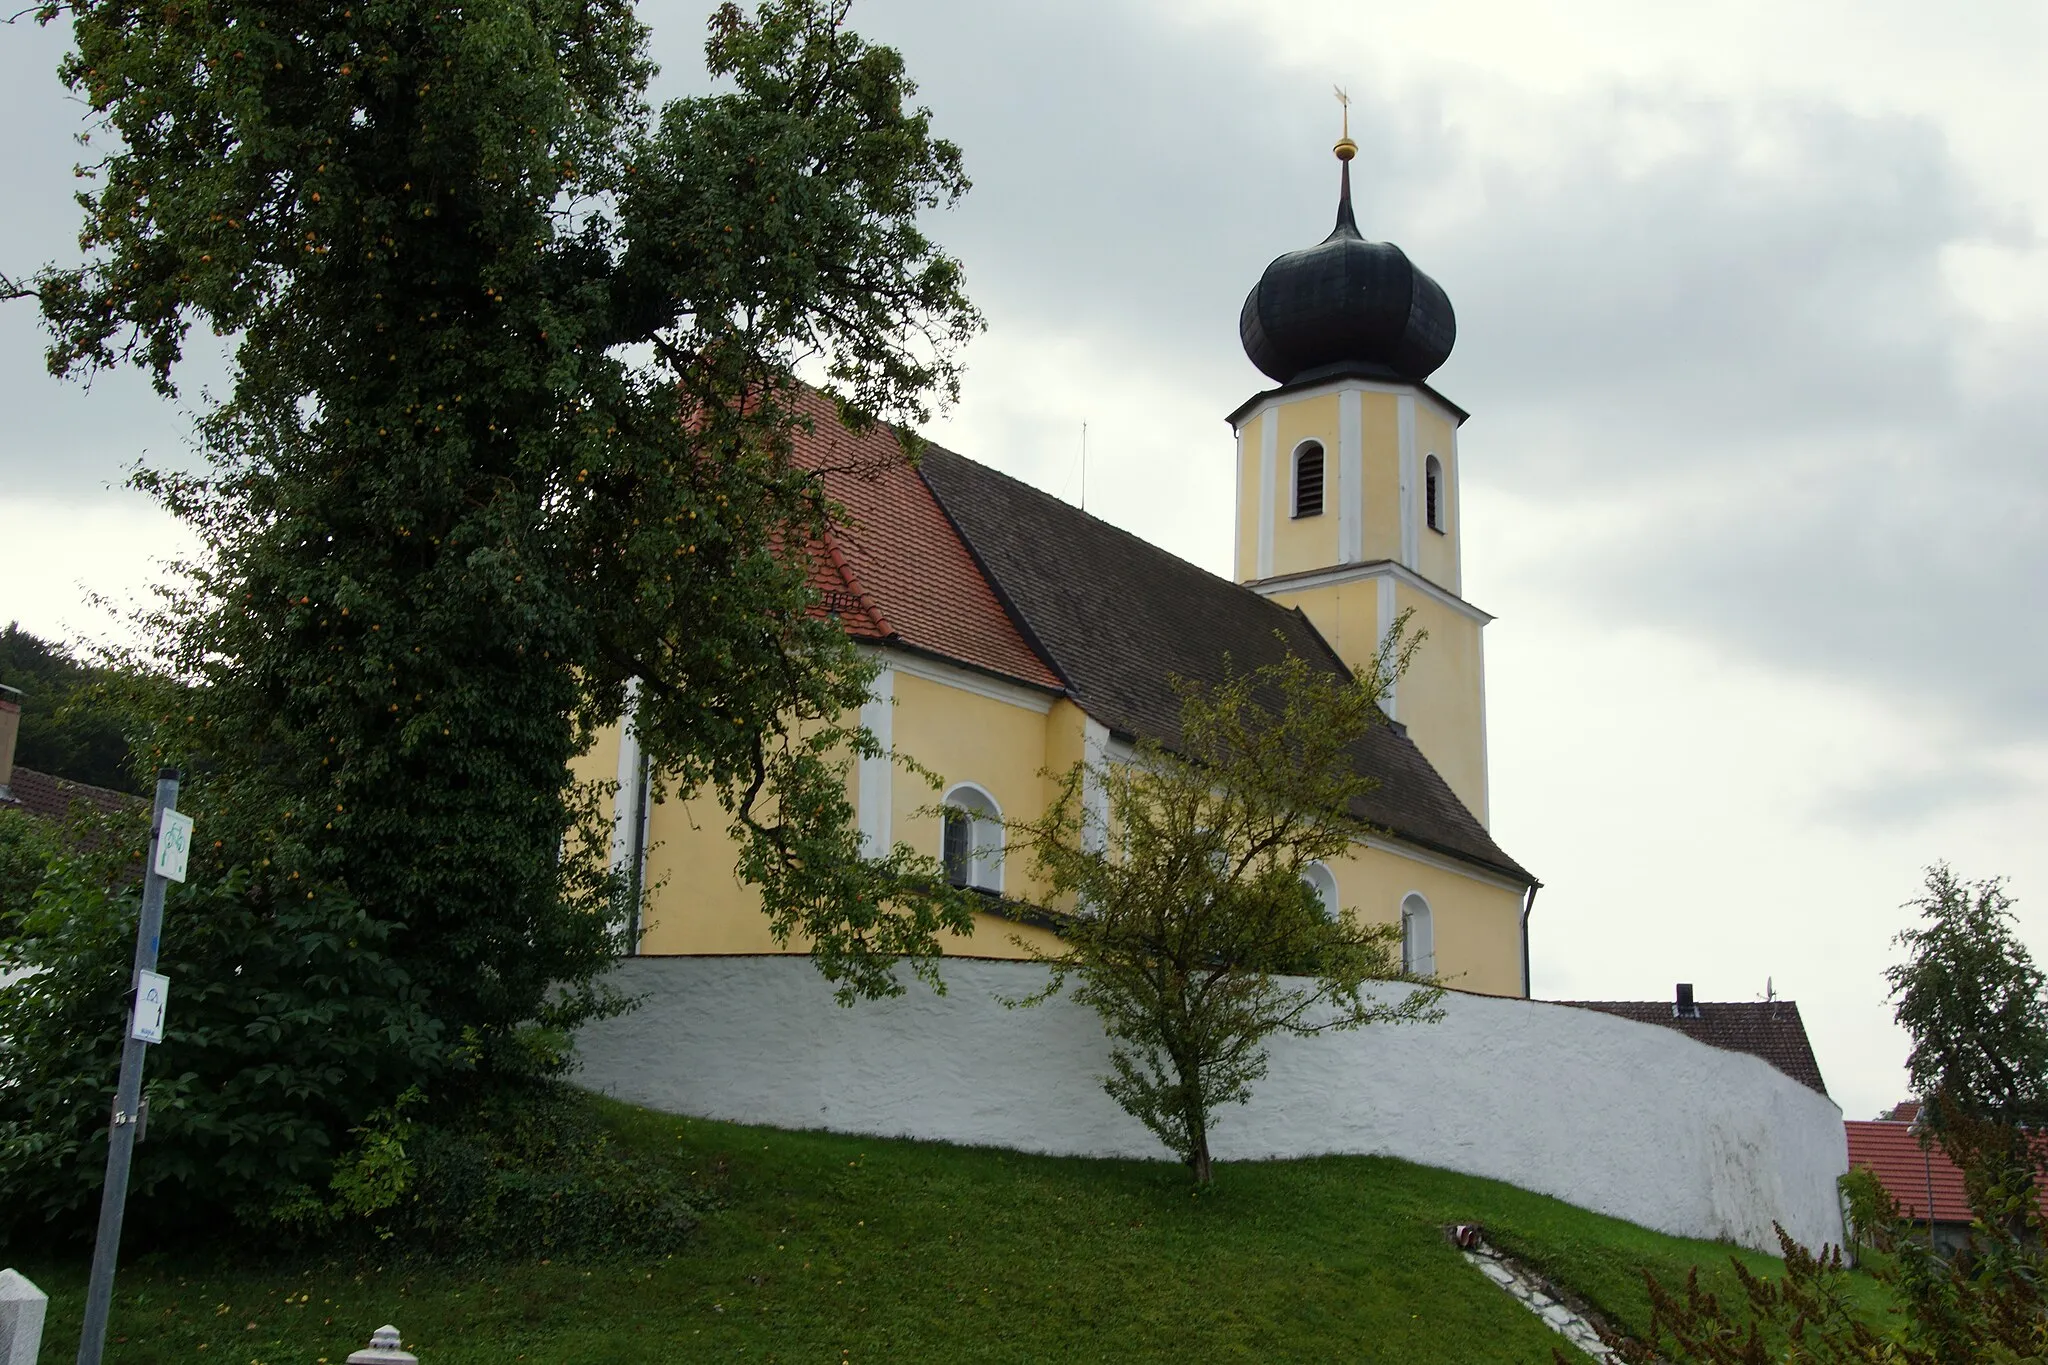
[[1268, 392, 1343, 578], [626, 667, 1069, 963], [1392, 582, 1488, 823], [579, 644, 1514, 986], [1264, 578, 1380, 676], [1414, 407, 1459, 593], [1041, 697, 1089, 820], [633, 787, 1061, 962], [1360, 391, 1403, 564], [1326, 840, 1525, 997], [568, 715, 622, 800], [885, 669, 1051, 907], [639, 792, 770, 953], [1250, 572, 1491, 824]]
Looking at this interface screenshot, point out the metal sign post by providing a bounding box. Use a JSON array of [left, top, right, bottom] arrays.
[[76, 768, 185, 1365]]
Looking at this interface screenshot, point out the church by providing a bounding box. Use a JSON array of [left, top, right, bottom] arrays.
[[584, 130, 1539, 999]]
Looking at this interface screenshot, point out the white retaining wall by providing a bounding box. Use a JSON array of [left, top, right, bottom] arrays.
[[575, 956, 1847, 1254]]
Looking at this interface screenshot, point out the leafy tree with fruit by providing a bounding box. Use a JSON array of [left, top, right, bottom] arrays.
[[1, 0, 980, 1236]]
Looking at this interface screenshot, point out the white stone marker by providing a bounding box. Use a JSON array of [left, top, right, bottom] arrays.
[[347, 1325, 418, 1364], [0, 1269, 47, 1365]]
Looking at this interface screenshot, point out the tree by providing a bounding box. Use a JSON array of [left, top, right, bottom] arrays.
[[2, 0, 980, 1233], [1616, 865, 2048, 1365], [1888, 866, 2048, 1169], [0, 624, 140, 794], [1011, 637, 1443, 1185]]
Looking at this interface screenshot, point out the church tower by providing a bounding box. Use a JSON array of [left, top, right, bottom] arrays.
[[1229, 123, 1494, 824]]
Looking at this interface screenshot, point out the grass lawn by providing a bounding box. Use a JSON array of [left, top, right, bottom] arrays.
[[18, 1097, 1889, 1364]]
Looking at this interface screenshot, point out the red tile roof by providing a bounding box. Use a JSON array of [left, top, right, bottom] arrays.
[[1846, 1120, 1973, 1224], [787, 388, 1064, 692], [1844, 1116, 2048, 1225]]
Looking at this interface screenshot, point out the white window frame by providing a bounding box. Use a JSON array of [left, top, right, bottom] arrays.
[[941, 782, 1004, 893], [1401, 891, 1435, 976], [1301, 861, 1340, 920]]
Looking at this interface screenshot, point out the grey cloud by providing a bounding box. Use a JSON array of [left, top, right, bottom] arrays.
[[7, 0, 2044, 750], [838, 0, 2048, 745], [1822, 759, 2031, 828], [0, 17, 217, 500], [1436, 96, 1998, 477]]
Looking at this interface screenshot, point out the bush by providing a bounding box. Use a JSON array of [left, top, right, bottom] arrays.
[[1839, 1166, 1904, 1255], [0, 826, 443, 1245], [310, 1085, 699, 1259]]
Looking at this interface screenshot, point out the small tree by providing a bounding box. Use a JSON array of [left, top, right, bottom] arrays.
[[1012, 634, 1443, 1185]]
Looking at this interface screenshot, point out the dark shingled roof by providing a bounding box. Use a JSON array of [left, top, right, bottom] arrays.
[[1559, 999, 1829, 1096], [915, 444, 1531, 885], [4, 766, 143, 823], [2, 766, 147, 856]]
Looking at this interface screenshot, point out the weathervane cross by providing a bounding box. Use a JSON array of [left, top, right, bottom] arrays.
[[1332, 85, 1357, 162]]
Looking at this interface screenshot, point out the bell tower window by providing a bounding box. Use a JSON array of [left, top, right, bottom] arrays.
[[1292, 441, 1325, 519], [1425, 454, 1444, 533]]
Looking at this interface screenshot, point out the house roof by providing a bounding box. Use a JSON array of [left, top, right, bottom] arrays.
[[1558, 999, 1829, 1095], [777, 394, 1532, 887], [791, 387, 1064, 692], [2, 765, 146, 855], [1845, 1120, 1971, 1225], [3, 766, 143, 823], [914, 442, 1531, 884], [1845, 1114, 2048, 1226]]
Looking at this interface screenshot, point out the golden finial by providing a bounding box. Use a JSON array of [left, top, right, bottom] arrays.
[[1333, 85, 1357, 162]]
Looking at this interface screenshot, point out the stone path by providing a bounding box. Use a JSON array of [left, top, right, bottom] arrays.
[[1461, 1240, 1620, 1362]]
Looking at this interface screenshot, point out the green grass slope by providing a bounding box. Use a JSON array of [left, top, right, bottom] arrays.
[[19, 1097, 1881, 1363]]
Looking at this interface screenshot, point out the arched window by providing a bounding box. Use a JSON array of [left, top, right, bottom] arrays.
[[1424, 454, 1445, 533], [941, 783, 1003, 892], [1292, 441, 1325, 519], [1301, 861, 1339, 919], [1401, 892, 1435, 976]]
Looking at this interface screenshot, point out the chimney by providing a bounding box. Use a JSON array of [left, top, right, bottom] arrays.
[[0, 682, 20, 802], [1673, 982, 1700, 1019]]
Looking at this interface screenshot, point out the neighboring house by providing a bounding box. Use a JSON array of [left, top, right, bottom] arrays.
[[1561, 985, 1830, 1095], [1844, 1101, 2048, 1254], [2, 688, 145, 992], [581, 139, 1543, 996], [0, 686, 143, 840]]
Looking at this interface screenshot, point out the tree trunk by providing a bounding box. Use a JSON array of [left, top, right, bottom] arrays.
[[1189, 1118, 1213, 1185]]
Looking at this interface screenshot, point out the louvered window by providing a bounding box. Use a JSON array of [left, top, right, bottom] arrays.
[[1293, 442, 1325, 518], [1425, 454, 1445, 533]]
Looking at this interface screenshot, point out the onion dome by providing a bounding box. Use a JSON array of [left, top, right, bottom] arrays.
[[1239, 141, 1457, 386]]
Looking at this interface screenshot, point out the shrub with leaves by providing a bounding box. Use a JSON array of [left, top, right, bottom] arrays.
[[288, 1085, 698, 1259]]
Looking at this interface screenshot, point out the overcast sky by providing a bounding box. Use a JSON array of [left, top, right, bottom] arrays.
[[4, 0, 2044, 1123]]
